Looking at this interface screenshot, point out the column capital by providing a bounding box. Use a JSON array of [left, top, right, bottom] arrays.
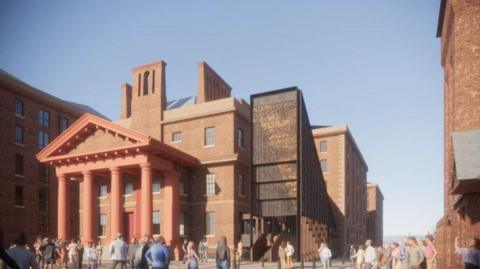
[[109, 167, 121, 173], [140, 163, 152, 169], [57, 174, 67, 181], [82, 170, 93, 176]]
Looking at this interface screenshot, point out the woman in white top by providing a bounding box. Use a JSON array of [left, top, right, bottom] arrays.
[[318, 243, 332, 269]]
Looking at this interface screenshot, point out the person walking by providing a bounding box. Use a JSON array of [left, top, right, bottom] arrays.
[[423, 235, 436, 269], [285, 241, 294, 269], [365, 240, 376, 269], [77, 240, 84, 269], [391, 243, 402, 269], [197, 240, 204, 263], [406, 237, 424, 269], [5, 233, 38, 269], [95, 241, 102, 266], [379, 245, 392, 269], [349, 245, 357, 266], [145, 236, 170, 269], [278, 241, 287, 269], [318, 243, 332, 269], [42, 238, 58, 269], [109, 234, 127, 269], [202, 238, 209, 263], [127, 238, 140, 269], [215, 237, 230, 269], [33, 237, 44, 269], [186, 241, 199, 269], [133, 236, 149, 269], [351, 245, 365, 269], [67, 239, 80, 269], [236, 240, 243, 267], [86, 242, 98, 269], [455, 236, 480, 269], [181, 239, 188, 264], [58, 240, 68, 269]]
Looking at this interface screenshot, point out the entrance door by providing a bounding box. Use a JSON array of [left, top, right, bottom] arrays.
[[123, 212, 134, 243]]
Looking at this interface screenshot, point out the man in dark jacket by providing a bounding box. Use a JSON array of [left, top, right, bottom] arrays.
[[0, 227, 20, 269], [133, 236, 150, 269]]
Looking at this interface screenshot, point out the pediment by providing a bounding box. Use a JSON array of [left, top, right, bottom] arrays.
[[64, 129, 134, 155]]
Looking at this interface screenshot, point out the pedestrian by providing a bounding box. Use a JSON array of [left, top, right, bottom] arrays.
[[186, 241, 199, 269], [379, 245, 392, 269], [202, 238, 209, 263], [197, 240, 204, 263], [365, 240, 376, 269], [86, 242, 98, 269], [0, 227, 20, 269], [391, 243, 402, 269], [454, 236, 480, 269], [278, 241, 287, 269], [127, 238, 140, 269], [423, 235, 436, 269], [59, 240, 68, 269], [133, 235, 149, 269], [95, 241, 102, 266], [145, 235, 170, 269], [236, 240, 243, 267], [5, 233, 37, 269], [351, 245, 365, 269], [67, 239, 80, 269], [181, 239, 188, 264], [318, 243, 332, 269], [406, 237, 424, 269], [42, 238, 58, 269], [215, 236, 230, 269], [77, 240, 84, 269], [349, 245, 356, 266], [109, 234, 127, 269], [33, 236, 44, 269], [285, 241, 294, 269]]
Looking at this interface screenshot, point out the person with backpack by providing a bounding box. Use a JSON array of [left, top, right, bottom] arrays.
[[145, 236, 170, 269], [215, 237, 230, 269]]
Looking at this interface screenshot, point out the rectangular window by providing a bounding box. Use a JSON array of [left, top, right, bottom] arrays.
[[179, 212, 185, 236], [99, 214, 107, 236], [152, 180, 161, 193], [238, 128, 245, 149], [320, 159, 328, 173], [205, 212, 215, 235], [15, 99, 24, 116], [153, 211, 160, 234], [38, 109, 50, 127], [15, 125, 24, 144], [15, 186, 24, 206], [59, 116, 69, 132], [15, 154, 23, 175], [39, 215, 49, 233], [320, 141, 328, 152], [99, 185, 108, 197], [39, 187, 49, 211], [171, 131, 182, 143], [38, 164, 50, 183], [238, 174, 245, 197], [180, 181, 187, 195], [124, 183, 133, 195], [204, 127, 215, 146], [38, 131, 49, 149], [206, 174, 215, 195]]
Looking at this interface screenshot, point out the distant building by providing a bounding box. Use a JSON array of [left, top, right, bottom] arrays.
[[0, 69, 103, 245], [435, 1, 480, 268], [312, 125, 369, 256], [366, 183, 383, 246]]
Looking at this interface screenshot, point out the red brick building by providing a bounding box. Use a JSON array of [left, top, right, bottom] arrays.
[[0, 69, 103, 245], [435, 1, 480, 268], [366, 183, 383, 247]]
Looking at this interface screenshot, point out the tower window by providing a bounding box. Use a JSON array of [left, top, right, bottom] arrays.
[[143, 71, 150, 95], [320, 141, 328, 152]]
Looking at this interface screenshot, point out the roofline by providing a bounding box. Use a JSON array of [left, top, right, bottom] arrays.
[[250, 86, 299, 100], [436, 0, 447, 38]]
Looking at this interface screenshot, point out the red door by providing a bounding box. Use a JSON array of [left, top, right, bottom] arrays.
[[123, 212, 134, 243]]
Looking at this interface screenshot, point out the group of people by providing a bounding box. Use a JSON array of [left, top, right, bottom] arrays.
[[277, 240, 295, 269]]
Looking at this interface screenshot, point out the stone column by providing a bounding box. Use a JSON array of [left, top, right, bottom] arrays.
[[140, 163, 152, 237], [110, 167, 122, 239], [57, 174, 69, 240], [83, 170, 94, 242], [163, 171, 180, 246]]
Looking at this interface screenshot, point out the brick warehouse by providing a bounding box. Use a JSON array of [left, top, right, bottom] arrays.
[[0, 69, 104, 246], [435, 1, 480, 269]]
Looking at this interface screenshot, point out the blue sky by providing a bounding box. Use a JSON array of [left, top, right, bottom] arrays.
[[0, 1, 443, 236]]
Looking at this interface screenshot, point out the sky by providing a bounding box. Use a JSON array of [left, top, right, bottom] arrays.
[[0, 1, 444, 236]]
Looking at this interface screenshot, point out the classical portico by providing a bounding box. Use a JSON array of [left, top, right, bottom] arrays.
[[36, 114, 198, 246]]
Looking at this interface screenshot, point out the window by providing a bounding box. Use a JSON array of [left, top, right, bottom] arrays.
[[15, 186, 24, 206], [15, 99, 24, 116], [238, 128, 245, 149], [320, 159, 328, 173], [319, 141, 328, 152], [39, 164, 50, 183], [143, 71, 150, 95], [204, 127, 215, 146], [99, 214, 107, 236], [59, 116, 69, 132], [206, 174, 215, 195], [124, 183, 133, 195], [238, 174, 245, 197], [15, 154, 23, 175], [39, 187, 49, 211], [152, 180, 161, 193], [172, 132, 182, 143], [38, 131, 49, 149], [38, 109, 50, 127], [39, 215, 49, 233], [15, 125, 24, 144], [205, 212, 215, 235], [179, 212, 186, 236], [180, 181, 187, 196], [153, 211, 160, 234], [99, 185, 108, 197]]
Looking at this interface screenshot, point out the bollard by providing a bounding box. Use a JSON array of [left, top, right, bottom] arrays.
[[300, 256, 304, 269]]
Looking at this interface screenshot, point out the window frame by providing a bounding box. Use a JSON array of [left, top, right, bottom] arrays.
[[15, 154, 24, 176], [205, 174, 216, 196], [153, 211, 161, 235], [124, 183, 134, 195], [99, 213, 107, 236], [320, 159, 328, 173], [238, 173, 245, 197], [15, 99, 24, 117], [38, 131, 50, 149], [14, 186, 24, 207], [59, 116, 69, 132], [319, 141, 328, 152], [39, 187, 49, 212], [15, 125, 24, 144], [38, 109, 50, 128], [238, 128, 245, 149], [171, 131, 182, 143], [204, 127, 216, 147], [205, 211, 215, 236], [99, 185, 108, 197]]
